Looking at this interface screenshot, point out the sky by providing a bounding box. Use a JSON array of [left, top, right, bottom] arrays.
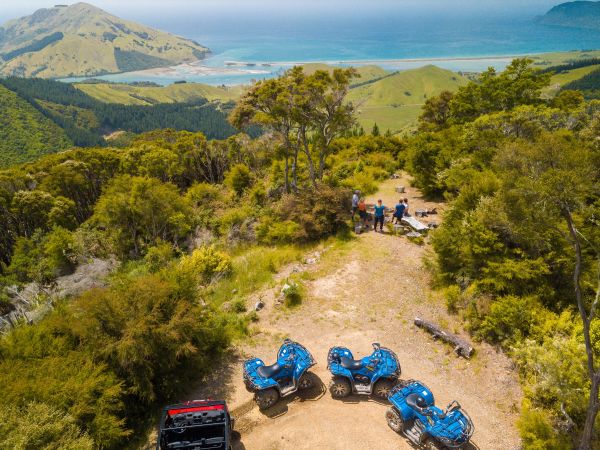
[[0, 0, 566, 23]]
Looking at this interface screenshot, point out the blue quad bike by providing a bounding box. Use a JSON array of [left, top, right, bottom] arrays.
[[243, 339, 316, 410], [327, 343, 401, 399], [385, 380, 474, 449]]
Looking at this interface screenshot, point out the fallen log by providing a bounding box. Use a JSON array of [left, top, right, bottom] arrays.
[[414, 317, 474, 358]]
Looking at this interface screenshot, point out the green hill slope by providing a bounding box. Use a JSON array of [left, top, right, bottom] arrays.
[[301, 63, 389, 83], [0, 84, 72, 167], [75, 82, 244, 105], [0, 3, 209, 78], [347, 65, 468, 133]]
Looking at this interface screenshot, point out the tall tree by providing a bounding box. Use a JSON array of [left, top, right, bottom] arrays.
[[496, 132, 600, 449], [230, 66, 356, 188]]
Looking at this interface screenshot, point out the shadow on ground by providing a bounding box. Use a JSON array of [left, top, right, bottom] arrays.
[[260, 372, 327, 419], [186, 351, 243, 401]]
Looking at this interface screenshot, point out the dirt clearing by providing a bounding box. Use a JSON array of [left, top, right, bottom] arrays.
[[167, 176, 522, 450]]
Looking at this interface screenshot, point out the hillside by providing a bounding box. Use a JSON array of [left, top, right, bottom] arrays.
[[347, 65, 468, 133], [537, 1, 600, 30], [0, 3, 209, 78], [563, 66, 600, 97], [302, 63, 389, 83], [0, 84, 72, 167], [75, 81, 244, 105], [74, 65, 390, 106], [0, 77, 243, 166]]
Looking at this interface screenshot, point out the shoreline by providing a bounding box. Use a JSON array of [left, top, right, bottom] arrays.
[[96, 53, 530, 79], [223, 53, 530, 68], [59, 49, 599, 85]]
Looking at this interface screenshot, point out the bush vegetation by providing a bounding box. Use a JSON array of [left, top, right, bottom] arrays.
[[0, 66, 402, 448], [407, 58, 600, 448]]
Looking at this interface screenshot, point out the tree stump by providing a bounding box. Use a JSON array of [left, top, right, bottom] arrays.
[[414, 317, 474, 358]]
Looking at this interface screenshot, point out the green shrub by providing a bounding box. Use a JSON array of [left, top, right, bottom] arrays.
[[179, 246, 232, 285], [443, 285, 462, 314], [185, 182, 222, 207], [92, 175, 192, 257], [7, 227, 76, 284], [283, 281, 302, 307], [144, 241, 175, 273], [256, 218, 300, 244], [476, 295, 540, 345], [518, 402, 572, 450], [0, 402, 95, 450], [231, 298, 247, 313], [249, 185, 267, 206], [275, 184, 350, 242], [225, 163, 252, 196]]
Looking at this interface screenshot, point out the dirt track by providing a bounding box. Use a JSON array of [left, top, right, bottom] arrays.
[[188, 176, 522, 450]]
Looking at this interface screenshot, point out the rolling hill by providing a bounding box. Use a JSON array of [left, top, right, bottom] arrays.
[[0, 77, 247, 167], [0, 3, 209, 78], [347, 65, 469, 133], [73, 64, 390, 106], [0, 84, 72, 167], [75, 81, 244, 105], [537, 1, 600, 30]]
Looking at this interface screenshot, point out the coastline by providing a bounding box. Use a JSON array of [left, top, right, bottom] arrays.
[[59, 49, 600, 86]]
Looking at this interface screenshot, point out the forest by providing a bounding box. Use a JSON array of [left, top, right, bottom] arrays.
[[0, 59, 598, 449], [0, 77, 243, 166]]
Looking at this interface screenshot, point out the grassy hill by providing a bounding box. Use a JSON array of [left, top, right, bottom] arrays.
[[529, 50, 600, 69], [0, 84, 72, 167], [302, 63, 389, 83], [74, 65, 389, 106], [347, 65, 468, 133], [75, 81, 244, 105], [544, 63, 600, 96], [0, 3, 209, 78]]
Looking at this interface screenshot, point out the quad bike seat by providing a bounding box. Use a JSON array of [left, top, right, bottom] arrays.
[[340, 357, 364, 370], [257, 362, 284, 378], [406, 393, 428, 411]]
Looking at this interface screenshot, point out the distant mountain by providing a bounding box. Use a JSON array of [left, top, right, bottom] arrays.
[[538, 1, 600, 30], [0, 2, 209, 78]]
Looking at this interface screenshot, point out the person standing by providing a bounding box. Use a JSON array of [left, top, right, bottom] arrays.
[[403, 198, 410, 216], [393, 199, 406, 224], [358, 198, 368, 228], [351, 190, 360, 219], [373, 199, 386, 232]]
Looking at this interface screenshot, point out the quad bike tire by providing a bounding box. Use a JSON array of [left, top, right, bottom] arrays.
[[385, 407, 404, 433], [424, 438, 445, 450], [298, 371, 316, 390], [374, 378, 396, 398], [330, 376, 351, 398], [255, 388, 279, 410]]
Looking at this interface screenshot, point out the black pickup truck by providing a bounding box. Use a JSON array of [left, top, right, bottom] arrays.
[[156, 400, 235, 450]]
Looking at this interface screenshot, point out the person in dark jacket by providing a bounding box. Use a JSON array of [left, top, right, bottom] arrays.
[[393, 199, 406, 224], [373, 199, 386, 232]]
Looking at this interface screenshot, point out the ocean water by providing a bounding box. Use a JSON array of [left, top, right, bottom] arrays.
[[64, 12, 600, 85]]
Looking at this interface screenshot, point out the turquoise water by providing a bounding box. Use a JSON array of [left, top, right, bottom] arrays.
[[63, 13, 600, 86]]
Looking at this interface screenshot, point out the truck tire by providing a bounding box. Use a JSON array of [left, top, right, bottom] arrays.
[[385, 408, 404, 433], [298, 371, 316, 390], [330, 376, 351, 398], [374, 378, 396, 398], [255, 388, 279, 410]]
